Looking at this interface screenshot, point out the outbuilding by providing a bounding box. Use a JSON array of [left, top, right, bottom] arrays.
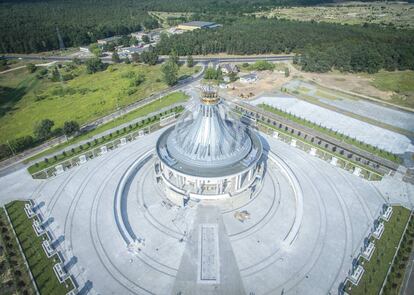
[[177, 21, 221, 31]]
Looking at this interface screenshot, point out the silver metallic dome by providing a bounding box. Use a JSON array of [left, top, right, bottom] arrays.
[[165, 98, 252, 169]]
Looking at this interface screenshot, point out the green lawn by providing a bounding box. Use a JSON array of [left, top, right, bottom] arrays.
[[348, 206, 411, 295], [369, 71, 414, 109], [383, 214, 414, 295], [0, 207, 36, 295], [0, 62, 198, 144], [258, 103, 401, 164], [5, 201, 74, 295], [25, 91, 188, 168]]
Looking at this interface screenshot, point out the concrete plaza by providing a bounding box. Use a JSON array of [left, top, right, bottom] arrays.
[[0, 128, 413, 295]]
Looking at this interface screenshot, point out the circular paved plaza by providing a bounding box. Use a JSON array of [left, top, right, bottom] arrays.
[[32, 129, 387, 295]]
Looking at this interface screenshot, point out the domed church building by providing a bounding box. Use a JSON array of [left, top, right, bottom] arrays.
[[155, 87, 263, 206]]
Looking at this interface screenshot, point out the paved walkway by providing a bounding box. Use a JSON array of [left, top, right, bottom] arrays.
[[1, 129, 410, 294]]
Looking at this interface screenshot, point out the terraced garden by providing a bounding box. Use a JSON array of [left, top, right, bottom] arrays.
[[5, 201, 74, 295]]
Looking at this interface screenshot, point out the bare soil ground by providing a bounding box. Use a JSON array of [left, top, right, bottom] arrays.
[[225, 68, 291, 99], [224, 62, 403, 105], [298, 70, 395, 101]]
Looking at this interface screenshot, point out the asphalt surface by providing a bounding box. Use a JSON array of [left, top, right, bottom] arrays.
[[3, 54, 294, 63]]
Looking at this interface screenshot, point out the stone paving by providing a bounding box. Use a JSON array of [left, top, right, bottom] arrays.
[[283, 79, 414, 132], [0, 128, 413, 295], [250, 95, 414, 154]]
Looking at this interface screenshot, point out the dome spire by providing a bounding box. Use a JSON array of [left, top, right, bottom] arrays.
[[201, 85, 220, 105]]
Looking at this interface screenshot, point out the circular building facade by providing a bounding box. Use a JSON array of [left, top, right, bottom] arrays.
[[155, 88, 263, 205]]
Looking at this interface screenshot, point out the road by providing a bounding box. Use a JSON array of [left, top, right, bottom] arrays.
[[3, 54, 294, 63]]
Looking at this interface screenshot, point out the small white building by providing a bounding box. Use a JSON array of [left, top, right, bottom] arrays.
[[240, 72, 258, 83], [118, 46, 146, 58], [79, 47, 90, 53]]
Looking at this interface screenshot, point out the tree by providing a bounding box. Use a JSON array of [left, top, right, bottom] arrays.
[[169, 50, 179, 65], [63, 121, 80, 136], [112, 52, 121, 63], [34, 119, 54, 140], [119, 35, 131, 47], [130, 73, 145, 86], [0, 58, 8, 71], [131, 52, 140, 63], [9, 136, 34, 153], [85, 58, 107, 74], [141, 35, 150, 44], [130, 37, 139, 46], [72, 57, 82, 65], [204, 67, 222, 81], [251, 60, 275, 71], [0, 144, 12, 160], [89, 43, 102, 57], [186, 55, 194, 67], [26, 63, 36, 73], [50, 66, 60, 82], [228, 71, 238, 82], [284, 67, 290, 77], [140, 48, 158, 65], [162, 60, 179, 86]]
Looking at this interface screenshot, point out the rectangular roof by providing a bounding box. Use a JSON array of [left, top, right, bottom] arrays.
[[180, 21, 216, 28]]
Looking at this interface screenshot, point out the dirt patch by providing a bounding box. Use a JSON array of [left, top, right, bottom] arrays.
[[224, 68, 291, 100], [299, 70, 395, 101]]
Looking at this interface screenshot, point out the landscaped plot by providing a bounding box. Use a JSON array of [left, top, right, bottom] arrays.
[[347, 206, 411, 295], [5, 201, 74, 295], [0, 207, 36, 295]]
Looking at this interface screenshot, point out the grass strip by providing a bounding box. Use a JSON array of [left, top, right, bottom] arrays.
[[5, 201, 74, 295], [382, 212, 414, 295], [347, 206, 411, 295]]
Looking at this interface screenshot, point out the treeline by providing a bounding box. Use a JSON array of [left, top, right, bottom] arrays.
[[0, 0, 360, 53], [156, 18, 414, 73], [0, 1, 158, 53]]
